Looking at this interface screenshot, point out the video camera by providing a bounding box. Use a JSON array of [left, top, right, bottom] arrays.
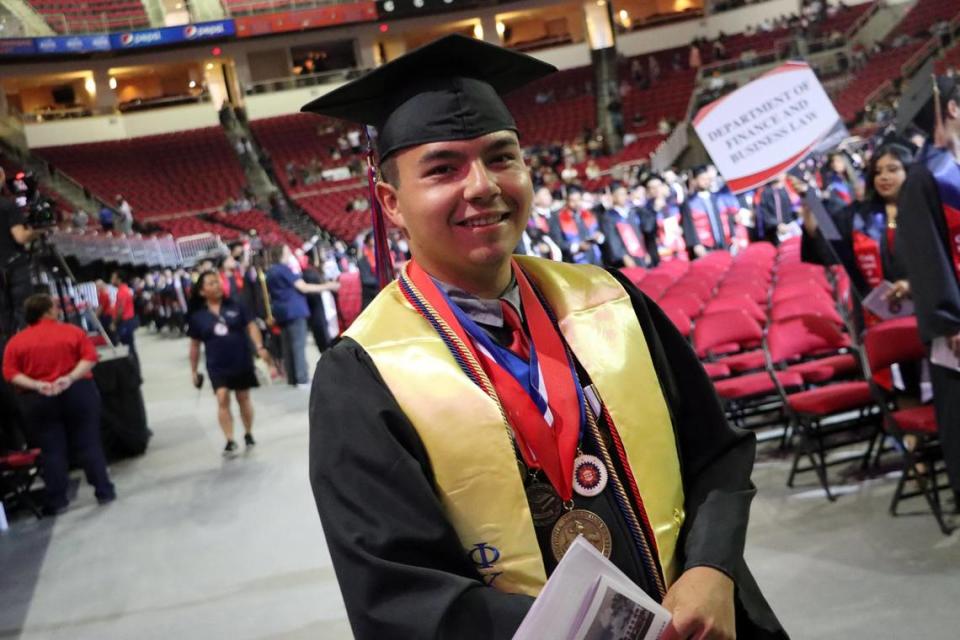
[[24, 196, 59, 230]]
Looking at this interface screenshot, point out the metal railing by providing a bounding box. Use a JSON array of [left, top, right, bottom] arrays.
[[222, 0, 360, 17], [45, 12, 149, 35], [48, 228, 223, 268], [244, 67, 366, 95]]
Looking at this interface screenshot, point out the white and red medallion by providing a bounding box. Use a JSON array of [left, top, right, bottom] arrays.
[[572, 454, 608, 497]]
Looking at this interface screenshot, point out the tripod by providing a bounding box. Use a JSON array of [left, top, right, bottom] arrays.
[[28, 236, 114, 349]]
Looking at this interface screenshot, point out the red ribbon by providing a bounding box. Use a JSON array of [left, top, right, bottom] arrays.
[[405, 259, 581, 501]]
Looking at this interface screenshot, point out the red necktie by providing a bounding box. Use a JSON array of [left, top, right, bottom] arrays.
[[500, 300, 530, 360]]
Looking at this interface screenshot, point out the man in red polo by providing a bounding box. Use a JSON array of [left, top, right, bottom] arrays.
[[3, 293, 115, 513], [110, 270, 139, 372]]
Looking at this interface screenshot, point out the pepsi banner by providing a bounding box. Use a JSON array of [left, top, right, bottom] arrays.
[[109, 20, 235, 50], [34, 34, 111, 55]]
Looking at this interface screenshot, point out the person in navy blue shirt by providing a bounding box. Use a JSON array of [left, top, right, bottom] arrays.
[[188, 270, 273, 457], [265, 244, 339, 387]]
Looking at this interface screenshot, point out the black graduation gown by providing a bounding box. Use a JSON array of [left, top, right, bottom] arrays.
[[800, 201, 907, 300], [308, 272, 787, 640], [600, 207, 647, 267], [896, 162, 960, 494], [357, 256, 379, 310]]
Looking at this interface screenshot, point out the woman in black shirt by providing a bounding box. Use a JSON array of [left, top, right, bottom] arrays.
[[188, 270, 273, 457]]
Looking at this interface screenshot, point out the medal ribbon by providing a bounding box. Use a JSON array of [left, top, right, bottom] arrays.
[[405, 259, 584, 501]]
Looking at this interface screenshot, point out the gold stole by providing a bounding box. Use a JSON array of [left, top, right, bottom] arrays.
[[344, 256, 685, 596]]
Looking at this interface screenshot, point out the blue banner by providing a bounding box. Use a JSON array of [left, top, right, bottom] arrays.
[[109, 20, 235, 50], [0, 38, 36, 55], [34, 34, 111, 55]]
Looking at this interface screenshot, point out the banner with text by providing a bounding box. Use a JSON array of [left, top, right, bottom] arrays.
[[693, 61, 847, 194]]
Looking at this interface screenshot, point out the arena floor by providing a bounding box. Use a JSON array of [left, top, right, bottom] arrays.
[[2, 331, 959, 639]]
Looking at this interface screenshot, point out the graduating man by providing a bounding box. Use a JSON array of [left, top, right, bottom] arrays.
[[896, 75, 960, 498], [305, 35, 785, 640], [517, 186, 562, 260], [752, 174, 795, 245], [601, 182, 649, 268], [682, 166, 733, 258], [549, 187, 604, 264]]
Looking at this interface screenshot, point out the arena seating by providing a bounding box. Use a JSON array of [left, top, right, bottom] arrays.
[[34, 127, 247, 219], [210, 209, 304, 247], [151, 215, 245, 240], [836, 41, 925, 123], [888, 0, 959, 40], [249, 113, 347, 196], [26, 0, 149, 34], [221, 0, 319, 15], [296, 185, 372, 242], [936, 40, 960, 74]]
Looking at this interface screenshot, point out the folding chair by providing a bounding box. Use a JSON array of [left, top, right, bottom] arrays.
[[765, 318, 881, 500], [703, 294, 767, 324], [660, 306, 692, 339], [619, 266, 647, 287], [660, 292, 705, 320], [770, 297, 845, 327], [0, 449, 43, 519], [863, 317, 955, 534]]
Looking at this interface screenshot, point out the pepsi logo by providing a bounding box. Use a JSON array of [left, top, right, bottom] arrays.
[[120, 33, 134, 46], [184, 25, 198, 38]]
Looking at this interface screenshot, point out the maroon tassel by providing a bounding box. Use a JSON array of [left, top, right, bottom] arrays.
[[364, 126, 395, 288]]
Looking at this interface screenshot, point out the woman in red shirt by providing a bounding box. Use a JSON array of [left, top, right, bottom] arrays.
[[3, 293, 115, 514]]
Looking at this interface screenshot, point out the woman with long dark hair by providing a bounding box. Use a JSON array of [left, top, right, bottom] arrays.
[[800, 143, 915, 322], [188, 270, 274, 457]]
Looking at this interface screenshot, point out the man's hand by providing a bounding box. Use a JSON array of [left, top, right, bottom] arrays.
[[660, 566, 736, 640], [883, 280, 911, 302], [623, 254, 637, 268], [35, 381, 56, 396], [776, 223, 790, 237], [693, 244, 708, 258]]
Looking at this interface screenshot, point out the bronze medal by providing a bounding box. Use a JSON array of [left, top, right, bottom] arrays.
[[550, 509, 612, 561], [525, 482, 563, 527]]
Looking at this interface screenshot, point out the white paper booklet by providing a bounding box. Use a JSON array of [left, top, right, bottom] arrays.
[[862, 281, 914, 320], [931, 337, 960, 373], [512, 536, 671, 640]]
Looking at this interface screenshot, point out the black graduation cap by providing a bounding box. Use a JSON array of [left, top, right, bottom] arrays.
[[896, 59, 957, 135], [301, 34, 557, 161]]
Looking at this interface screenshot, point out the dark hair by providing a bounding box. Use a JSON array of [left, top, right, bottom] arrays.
[[379, 156, 399, 188], [267, 244, 285, 265], [188, 270, 221, 315], [24, 293, 54, 325], [864, 143, 913, 205]]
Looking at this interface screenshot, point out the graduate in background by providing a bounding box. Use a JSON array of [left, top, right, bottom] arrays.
[[550, 187, 604, 264], [682, 165, 732, 258], [799, 142, 914, 327], [752, 174, 795, 245], [517, 186, 562, 260], [896, 75, 960, 499], [601, 182, 649, 268], [644, 174, 685, 262], [303, 35, 785, 640]]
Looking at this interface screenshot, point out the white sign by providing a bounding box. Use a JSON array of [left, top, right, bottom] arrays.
[[693, 61, 847, 193]]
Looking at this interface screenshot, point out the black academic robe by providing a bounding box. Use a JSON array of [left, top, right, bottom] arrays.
[[357, 256, 379, 310], [309, 272, 787, 640], [896, 162, 960, 494], [753, 186, 794, 245], [800, 201, 907, 300], [600, 207, 647, 267]]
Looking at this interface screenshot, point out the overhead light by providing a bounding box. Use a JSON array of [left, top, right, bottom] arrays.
[[206, 62, 214, 70], [379, 23, 389, 33], [188, 80, 197, 89], [84, 77, 96, 94], [597, 0, 606, 5], [473, 23, 483, 39], [619, 10, 628, 20], [496, 21, 506, 36], [412, 0, 423, 7], [108, 76, 117, 89], [383, 0, 394, 11]]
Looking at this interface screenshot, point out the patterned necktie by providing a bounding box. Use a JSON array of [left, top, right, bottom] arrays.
[[500, 300, 530, 360]]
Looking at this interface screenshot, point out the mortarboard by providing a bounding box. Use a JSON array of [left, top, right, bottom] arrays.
[[301, 34, 557, 161], [896, 60, 958, 136]]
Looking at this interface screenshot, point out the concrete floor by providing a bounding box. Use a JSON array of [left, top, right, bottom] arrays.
[[2, 331, 959, 639]]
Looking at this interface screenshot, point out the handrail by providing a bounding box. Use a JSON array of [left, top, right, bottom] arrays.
[[902, 36, 940, 78], [48, 11, 147, 35], [244, 67, 365, 95], [223, 0, 363, 17]]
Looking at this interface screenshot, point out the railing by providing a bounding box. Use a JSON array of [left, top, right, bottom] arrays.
[[650, 124, 689, 173], [46, 12, 149, 35], [49, 229, 224, 267], [17, 93, 210, 123], [222, 0, 361, 17], [244, 67, 366, 95]]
